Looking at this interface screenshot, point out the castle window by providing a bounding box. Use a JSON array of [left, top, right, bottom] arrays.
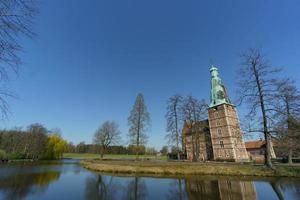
[[214, 112, 219, 118], [218, 128, 222, 136], [216, 120, 221, 126], [220, 141, 224, 148]]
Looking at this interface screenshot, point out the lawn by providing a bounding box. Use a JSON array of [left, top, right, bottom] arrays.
[[63, 153, 167, 161], [82, 159, 300, 177]]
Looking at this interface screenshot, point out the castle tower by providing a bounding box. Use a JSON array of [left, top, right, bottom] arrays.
[[208, 66, 249, 162]]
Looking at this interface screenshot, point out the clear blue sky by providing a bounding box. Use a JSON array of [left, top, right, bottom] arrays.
[[3, 0, 300, 149]]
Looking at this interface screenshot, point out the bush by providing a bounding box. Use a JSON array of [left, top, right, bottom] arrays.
[[275, 157, 300, 163], [0, 149, 7, 159], [7, 152, 25, 160]]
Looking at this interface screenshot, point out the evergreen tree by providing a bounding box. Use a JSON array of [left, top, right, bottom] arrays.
[[128, 93, 151, 159]]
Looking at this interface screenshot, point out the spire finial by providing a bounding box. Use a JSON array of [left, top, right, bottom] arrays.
[[209, 58, 214, 68]]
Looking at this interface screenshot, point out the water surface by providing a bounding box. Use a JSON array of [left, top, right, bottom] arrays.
[[0, 160, 299, 200]]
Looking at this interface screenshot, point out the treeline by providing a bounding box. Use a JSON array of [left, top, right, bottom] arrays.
[[66, 143, 157, 156], [0, 124, 67, 160]]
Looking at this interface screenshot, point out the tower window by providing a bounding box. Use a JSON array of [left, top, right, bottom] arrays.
[[220, 141, 224, 148], [214, 112, 219, 118], [216, 120, 221, 126], [218, 128, 222, 136]]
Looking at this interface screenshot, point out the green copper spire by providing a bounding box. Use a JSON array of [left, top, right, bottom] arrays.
[[209, 66, 232, 108]]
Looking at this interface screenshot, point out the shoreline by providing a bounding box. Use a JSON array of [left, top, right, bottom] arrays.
[[82, 160, 300, 178]]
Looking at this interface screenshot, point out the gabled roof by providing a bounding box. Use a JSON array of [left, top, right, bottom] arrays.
[[245, 140, 265, 149]]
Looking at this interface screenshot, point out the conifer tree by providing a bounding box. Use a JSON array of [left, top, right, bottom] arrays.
[[128, 93, 151, 159]]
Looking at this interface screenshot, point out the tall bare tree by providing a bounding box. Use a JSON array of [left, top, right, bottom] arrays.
[[273, 79, 300, 164], [237, 48, 280, 168], [181, 96, 207, 162], [0, 0, 38, 118], [128, 93, 151, 160], [94, 121, 121, 158], [165, 94, 183, 160]]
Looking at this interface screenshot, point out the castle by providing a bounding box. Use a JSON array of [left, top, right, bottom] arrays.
[[183, 66, 249, 162]]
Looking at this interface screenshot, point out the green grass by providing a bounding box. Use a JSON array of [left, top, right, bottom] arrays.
[[63, 153, 167, 161]]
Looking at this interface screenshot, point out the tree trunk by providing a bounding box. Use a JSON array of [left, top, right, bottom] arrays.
[[174, 104, 180, 160], [288, 149, 293, 165], [191, 128, 197, 162], [265, 132, 273, 168], [253, 65, 273, 168], [286, 102, 293, 165], [195, 134, 200, 161], [182, 133, 186, 155], [136, 103, 141, 161], [100, 146, 104, 159]]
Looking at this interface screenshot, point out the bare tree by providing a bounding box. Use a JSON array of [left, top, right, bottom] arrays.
[[165, 94, 183, 160], [0, 0, 37, 118], [128, 93, 151, 160], [181, 96, 207, 162], [26, 123, 48, 160], [273, 79, 300, 164], [237, 48, 280, 168], [94, 121, 121, 159]]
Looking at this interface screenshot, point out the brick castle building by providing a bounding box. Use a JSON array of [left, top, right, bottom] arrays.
[[184, 66, 249, 162]]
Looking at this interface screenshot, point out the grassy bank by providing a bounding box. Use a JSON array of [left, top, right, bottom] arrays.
[[82, 160, 300, 178], [63, 153, 167, 161]]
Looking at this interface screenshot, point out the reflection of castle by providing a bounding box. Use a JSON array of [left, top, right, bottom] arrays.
[[185, 178, 257, 200], [184, 66, 249, 162]]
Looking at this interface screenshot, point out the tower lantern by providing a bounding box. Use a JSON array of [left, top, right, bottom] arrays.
[[209, 66, 231, 108]]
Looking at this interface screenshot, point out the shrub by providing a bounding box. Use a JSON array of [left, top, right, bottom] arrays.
[[0, 149, 7, 159]]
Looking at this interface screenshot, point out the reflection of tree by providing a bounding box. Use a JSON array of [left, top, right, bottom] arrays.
[[271, 180, 300, 200], [85, 175, 119, 200], [166, 179, 186, 200], [270, 182, 284, 200], [0, 171, 60, 200], [124, 177, 147, 200]]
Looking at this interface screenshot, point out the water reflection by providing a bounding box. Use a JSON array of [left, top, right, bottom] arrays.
[[84, 175, 300, 200], [185, 178, 257, 200], [0, 170, 60, 200], [166, 179, 186, 200], [271, 180, 300, 200], [85, 175, 119, 200], [85, 175, 148, 200], [0, 162, 299, 200]]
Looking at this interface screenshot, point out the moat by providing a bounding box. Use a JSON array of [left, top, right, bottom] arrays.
[[0, 160, 299, 200]]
